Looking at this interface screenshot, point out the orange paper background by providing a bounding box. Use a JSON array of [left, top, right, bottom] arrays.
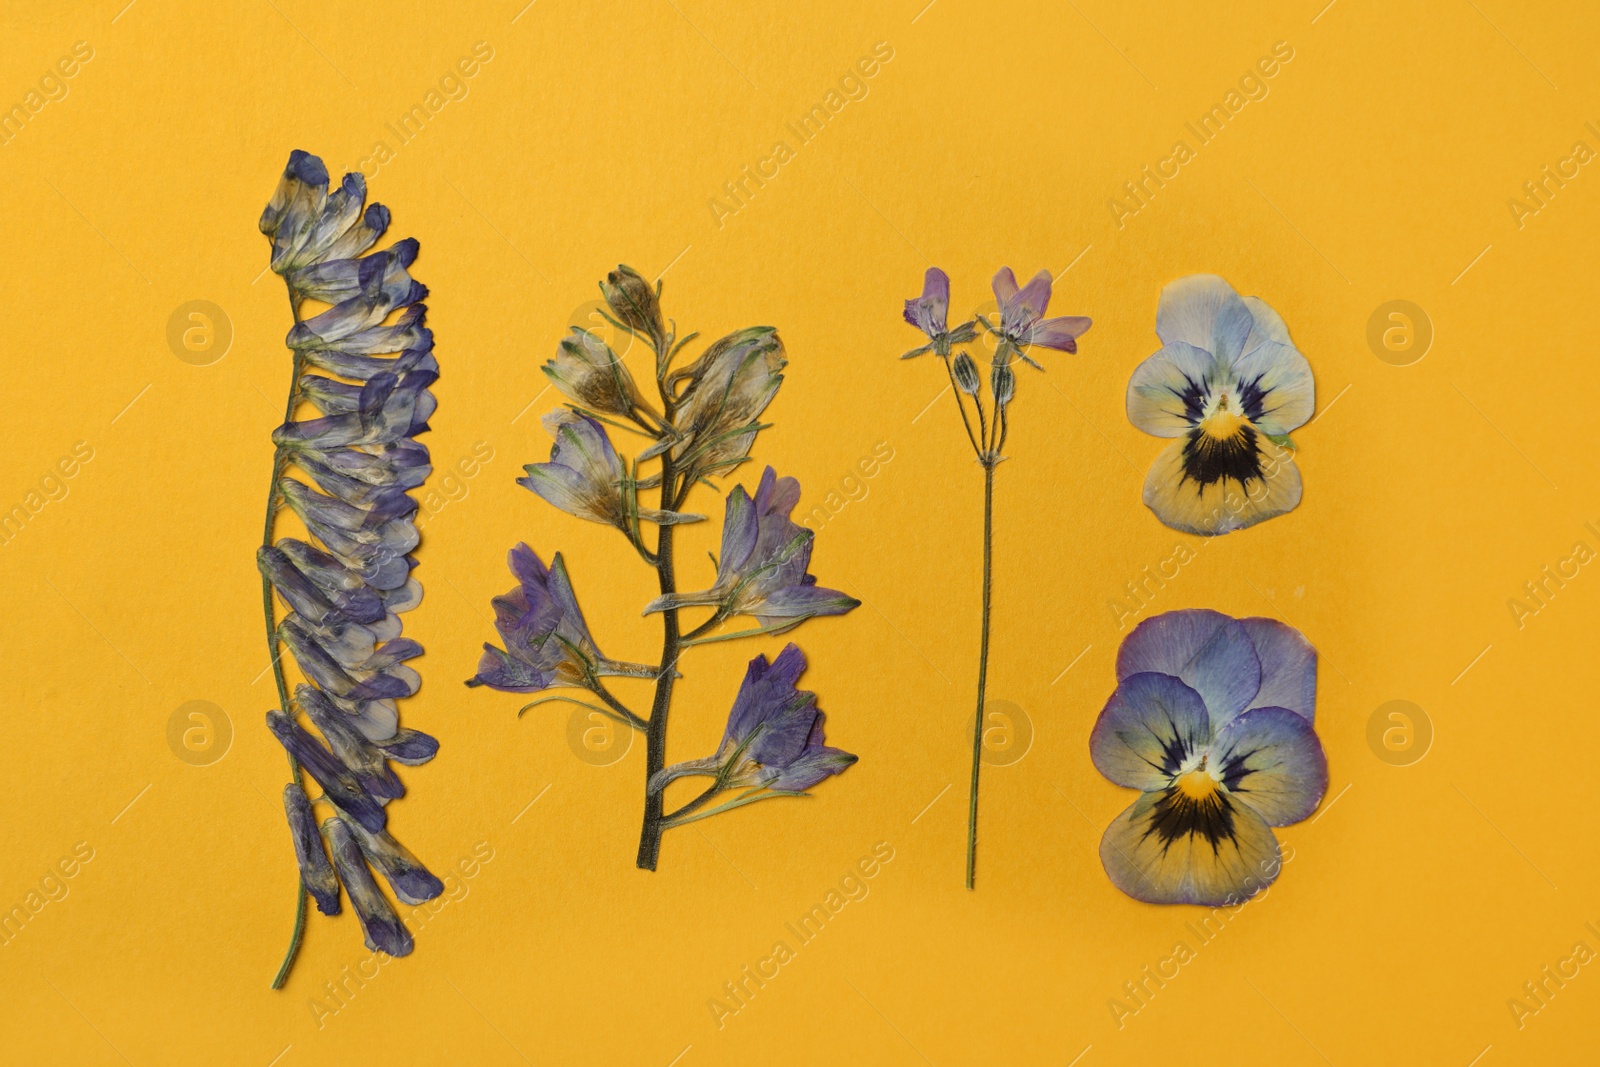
[[2, 1, 1597, 1063]]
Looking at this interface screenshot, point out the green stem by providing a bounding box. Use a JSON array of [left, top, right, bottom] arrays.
[[636, 403, 680, 871], [269, 287, 309, 989], [966, 460, 996, 891]]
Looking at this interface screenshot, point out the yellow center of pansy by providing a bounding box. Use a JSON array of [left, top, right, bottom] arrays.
[[1174, 767, 1221, 800], [1199, 392, 1250, 441]]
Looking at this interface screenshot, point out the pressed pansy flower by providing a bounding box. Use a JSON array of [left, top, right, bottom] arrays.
[[1127, 275, 1314, 535], [901, 267, 977, 359], [643, 466, 859, 629], [1090, 609, 1327, 906], [650, 644, 856, 797], [518, 411, 700, 532], [467, 543, 657, 692], [258, 150, 443, 985], [989, 267, 1092, 365]]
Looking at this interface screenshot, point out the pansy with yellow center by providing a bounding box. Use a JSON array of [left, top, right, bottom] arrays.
[[1090, 608, 1327, 906], [1127, 275, 1314, 535]]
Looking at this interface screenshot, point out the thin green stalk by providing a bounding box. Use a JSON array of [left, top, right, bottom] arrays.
[[636, 398, 680, 871], [269, 288, 309, 989], [966, 460, 996, 891]]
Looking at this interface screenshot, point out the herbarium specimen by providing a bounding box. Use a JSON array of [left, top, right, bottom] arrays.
[[1127, 274, 1314, 534], [901, 266, 1091, 888], [469, 266, 859, 869], [258, 151, 444, 987], [1090, 608, 1326, 904]]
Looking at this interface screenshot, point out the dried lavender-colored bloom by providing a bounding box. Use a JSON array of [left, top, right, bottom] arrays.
[[991, 267, 1092, 356], [644, 467, 858, 628], [544, 329, 656, 421], [297, 685, 406, 801], [322, 817, 414, 957], [467, 543, 657, 692], [518, 411, 698, 530], [902, 267, 977, 359], [650, 645, 855, 793], [282, 784, 341, 916], [344, 819, 445, 906], [666, 327, 787, 478], [265, 711, 386, 833]]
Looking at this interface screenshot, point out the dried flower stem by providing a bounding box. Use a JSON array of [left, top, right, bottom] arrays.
[[967, 459, 996, 890], [267, 292, 309, 989], [636, 391, 680, 871]]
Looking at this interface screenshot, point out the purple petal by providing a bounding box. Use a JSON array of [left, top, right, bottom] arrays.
[[1117, 609, 1263, 725], [1089, 671, 1211, 791], [1026, 315, 1092, 352], [902, 267, 950, 337], [1209, 706, 1327, 826], [1239, 617, 1317, 721], [991, 266, 1020, 308], [322, 817, 414, 956]]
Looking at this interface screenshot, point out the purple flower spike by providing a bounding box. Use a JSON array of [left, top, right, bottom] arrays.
[[467, 544, 657, 692], [650, 645, 856, 795], [643, 467, 859, 629], [991, 266, 1092, 358]]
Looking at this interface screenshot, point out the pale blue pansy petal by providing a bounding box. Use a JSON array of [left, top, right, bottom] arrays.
[[1099, 786, 1281, 906], [1155, 274, 1253, 365], [1208, 706, 1327, 826], [1238, 617, 1317, 721], [1240, 295, 1292, 354], [1089, 671, 1212, 791], [1140, 435, 1303, 537], [1117, 609, 1263, 724], [1126, 341, 1219, 438], [1230, 340, 1314, 436]]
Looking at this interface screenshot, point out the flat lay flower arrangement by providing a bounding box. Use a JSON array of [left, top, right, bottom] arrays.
[[249, 161, 1331, 990], [469, 266, 859, 870], [256, 151, 445, 986]]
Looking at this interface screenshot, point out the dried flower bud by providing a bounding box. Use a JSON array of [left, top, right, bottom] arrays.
[[991, 362, 1015, 406], [952, 353, 980, 395], [600, 264, 666, 347], [543, 329, 654, 420]]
